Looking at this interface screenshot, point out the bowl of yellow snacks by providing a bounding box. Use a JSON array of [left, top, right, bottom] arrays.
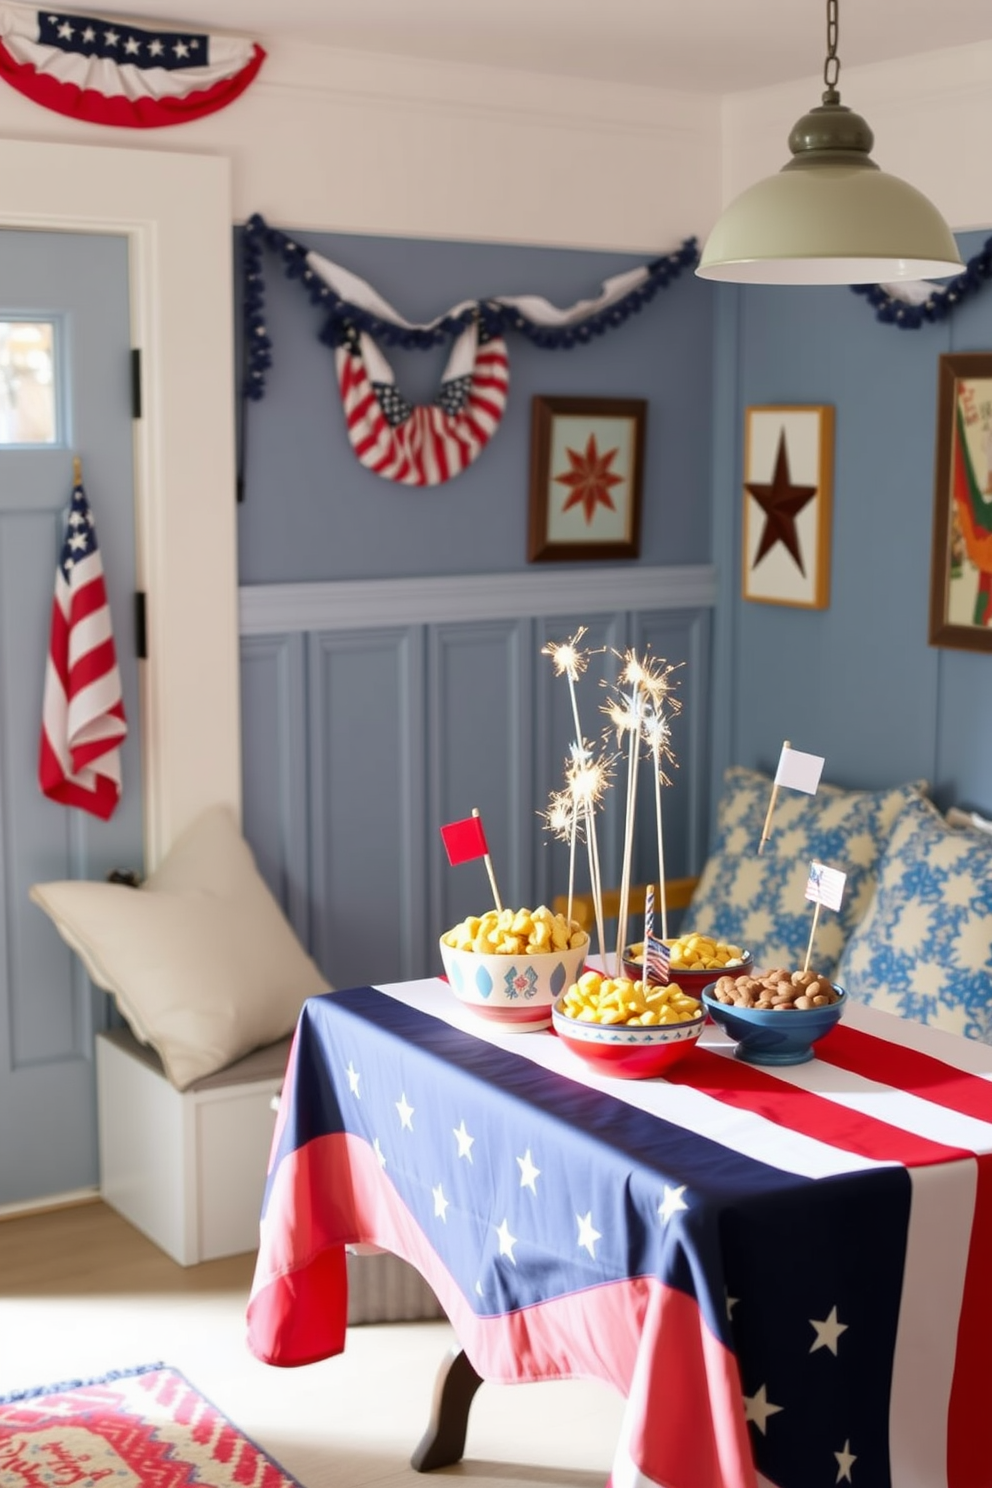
[[552, 970, 704, 1078], [440, 905, 589, 1031], [623, 932, 752, 995]]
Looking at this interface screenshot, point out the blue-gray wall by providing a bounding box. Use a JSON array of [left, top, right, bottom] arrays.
[[237, 224, 992, 990], [710, 229, 992, 820], [237, 230, 714, 582]]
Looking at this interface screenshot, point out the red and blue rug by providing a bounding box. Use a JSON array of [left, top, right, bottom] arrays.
[[0, 1363, 301, 1488]]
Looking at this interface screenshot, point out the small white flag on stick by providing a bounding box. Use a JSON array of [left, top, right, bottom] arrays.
[[758, 739, 826, 853], [803, 860, 847, 972], [775, 745, 825, 794]]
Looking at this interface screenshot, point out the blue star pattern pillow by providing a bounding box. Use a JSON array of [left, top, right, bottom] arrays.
[[688, 767, 928, 979], [837, 797, 992, 1042]]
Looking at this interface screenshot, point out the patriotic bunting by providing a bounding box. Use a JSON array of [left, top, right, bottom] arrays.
[[39, 477, 126, 820], [241, 215, 698, 487], [0, 5, 265, 128]]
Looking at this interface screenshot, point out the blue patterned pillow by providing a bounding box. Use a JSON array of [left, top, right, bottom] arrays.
[[837, 797, 992, 1041], [688, 767, 928, 978]]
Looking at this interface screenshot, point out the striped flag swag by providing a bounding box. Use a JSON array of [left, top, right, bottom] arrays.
[[0, 5, 265, 129], [335, 319, 510, 487], [38, 477, 127, 821]]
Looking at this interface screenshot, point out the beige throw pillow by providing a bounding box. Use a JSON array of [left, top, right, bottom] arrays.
[[30, 804, 331, 1090]]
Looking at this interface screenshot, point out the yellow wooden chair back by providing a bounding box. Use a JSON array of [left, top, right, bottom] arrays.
[[552, 877, 699, 935]]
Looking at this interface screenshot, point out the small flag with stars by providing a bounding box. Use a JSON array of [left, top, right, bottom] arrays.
[[0, 5, 265, 129], [643, 883, 670, 985], [38, 476, 127, 820], [805, 861, 847, 912]]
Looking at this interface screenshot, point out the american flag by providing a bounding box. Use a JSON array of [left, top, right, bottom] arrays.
[[0, 6, 265, 128], [642, 883, 670, 984], [335, 321, 510, 487], [248, 980, 992, 1488], [38, 479, 126, 821]]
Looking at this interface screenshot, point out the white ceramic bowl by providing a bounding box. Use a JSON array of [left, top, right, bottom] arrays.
[[439, 935, 589, 1031]]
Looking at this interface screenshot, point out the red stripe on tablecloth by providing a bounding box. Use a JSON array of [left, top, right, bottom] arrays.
[[814, 1022, 992, 1488], [666, 1041, 970, 1167]]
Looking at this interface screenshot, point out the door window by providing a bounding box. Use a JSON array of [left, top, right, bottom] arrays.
[[0, 320, 57, 444]]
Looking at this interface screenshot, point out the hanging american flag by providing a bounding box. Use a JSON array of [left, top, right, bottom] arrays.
[[336, 320, 510, 487], [0, 5, 265, 128], [38, 477, 127, 821]]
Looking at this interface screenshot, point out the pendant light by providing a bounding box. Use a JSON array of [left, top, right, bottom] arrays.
[[696, 0, 963, 285]]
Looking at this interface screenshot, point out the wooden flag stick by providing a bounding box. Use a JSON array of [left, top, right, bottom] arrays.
[[473, 807, 503, 913], [72, 454, 82, 486], [758, 738, 790, 855], [803, 900, 821, 974]]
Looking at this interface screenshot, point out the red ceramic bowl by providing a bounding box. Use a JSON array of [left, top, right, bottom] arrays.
[[551, 994, 704, 1079], [622, 942, 753, 996]]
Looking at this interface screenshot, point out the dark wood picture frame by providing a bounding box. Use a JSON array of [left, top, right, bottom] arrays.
[[929, 353, 992, 653], [527, 395, 646, 563]]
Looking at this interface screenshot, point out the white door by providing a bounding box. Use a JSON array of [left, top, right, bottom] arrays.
[[0, 228, 142, 1206]]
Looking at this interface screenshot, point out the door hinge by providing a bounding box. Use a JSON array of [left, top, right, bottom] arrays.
[[130, 348, 142, 419], [134, 591, 147, 659]]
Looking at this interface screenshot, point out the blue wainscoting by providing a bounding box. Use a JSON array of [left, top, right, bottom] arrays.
[[241, 565, 715, 989]]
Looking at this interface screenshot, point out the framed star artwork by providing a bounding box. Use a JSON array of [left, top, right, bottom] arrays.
[[928, 353, 992, 653], [742, 405, 834, 609], [527, 395, 646, 562]]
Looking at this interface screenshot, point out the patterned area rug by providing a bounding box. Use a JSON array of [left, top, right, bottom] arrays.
[[0, 1363, 301, 1488]]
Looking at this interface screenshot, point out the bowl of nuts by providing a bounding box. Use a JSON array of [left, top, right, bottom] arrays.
[[551, 970, 705, 1078], [623, 932, 752, 994], [702, 968, 846, 1066], [440, 905, 589, 1031]]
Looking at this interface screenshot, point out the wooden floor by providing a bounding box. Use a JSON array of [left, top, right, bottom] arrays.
[[0, 1200, 623, 1487]]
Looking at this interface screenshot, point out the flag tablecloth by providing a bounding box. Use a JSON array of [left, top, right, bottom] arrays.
[[247, 979, 992, 1488]]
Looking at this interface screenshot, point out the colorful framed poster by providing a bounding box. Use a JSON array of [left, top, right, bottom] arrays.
[[929, 353, 992, 652], [527, 395, 646, 562], [742, 405, 834, 610]]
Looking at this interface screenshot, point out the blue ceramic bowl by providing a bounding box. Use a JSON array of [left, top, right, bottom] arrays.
[[701, 984, 847, 1066]]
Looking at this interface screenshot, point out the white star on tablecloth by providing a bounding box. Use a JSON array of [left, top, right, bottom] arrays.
[[517, 1149, 540, 1192], [346, 1061, 360, 1097], [810, 1305, 848, 1355], [744, 1384, 783, 1435], [658, 1183, 688, 1222], [576, 1211, 601, 1258], [396, 1092, 414, 1130], [496, 1218, 517, 1262], [432, 1183, 449, 1222], [453, 1119, 475, 1160], [834, 1439, 857, 1482]]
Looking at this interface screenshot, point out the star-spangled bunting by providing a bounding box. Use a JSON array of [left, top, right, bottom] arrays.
[[248, 982, 992, 1488], [0, 5, 265, 128], [38, 478, 127, 820]]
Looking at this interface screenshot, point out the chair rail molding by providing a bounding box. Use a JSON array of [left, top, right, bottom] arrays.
[[240, 565, 717, 635]]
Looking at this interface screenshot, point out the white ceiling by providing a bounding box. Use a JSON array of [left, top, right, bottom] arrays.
[[76, 0, 992, 93]]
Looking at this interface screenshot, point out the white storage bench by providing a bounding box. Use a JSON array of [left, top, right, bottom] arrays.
[[94, 1025, 446, 1323], [95, 1026, 289, 1266]]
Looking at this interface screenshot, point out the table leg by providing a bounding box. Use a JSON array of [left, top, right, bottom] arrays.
[[410, 1344, 484, 1472]]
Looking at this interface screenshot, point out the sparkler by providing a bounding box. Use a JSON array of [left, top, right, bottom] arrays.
[[540, 787, 580, 922], [541, 626, 610, 963], [639, 659, 682, 941], [603, 651, 650, 972]]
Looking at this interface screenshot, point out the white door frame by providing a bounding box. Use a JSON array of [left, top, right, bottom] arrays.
[[0, 138, 241, 867]]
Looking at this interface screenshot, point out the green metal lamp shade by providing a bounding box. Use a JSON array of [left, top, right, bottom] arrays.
[[697, 101, 964, 285]]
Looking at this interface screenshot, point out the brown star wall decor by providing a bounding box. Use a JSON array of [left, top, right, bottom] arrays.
[[742, 405, 834, 611]]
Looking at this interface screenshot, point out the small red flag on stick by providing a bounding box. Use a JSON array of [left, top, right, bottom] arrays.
[[440, 808, 503, 911]]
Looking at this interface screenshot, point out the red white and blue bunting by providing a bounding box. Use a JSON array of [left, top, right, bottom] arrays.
[[851, 238, 992, 328], [242, 214, 699, 487], [0, 5, 265, 127]]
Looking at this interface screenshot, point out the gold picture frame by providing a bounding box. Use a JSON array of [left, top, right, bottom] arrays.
[[742, 405, 834, 610], [929, 353, 992, 653]]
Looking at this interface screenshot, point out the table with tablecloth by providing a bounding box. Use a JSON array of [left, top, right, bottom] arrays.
[[247, 978, 992, 1488]]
